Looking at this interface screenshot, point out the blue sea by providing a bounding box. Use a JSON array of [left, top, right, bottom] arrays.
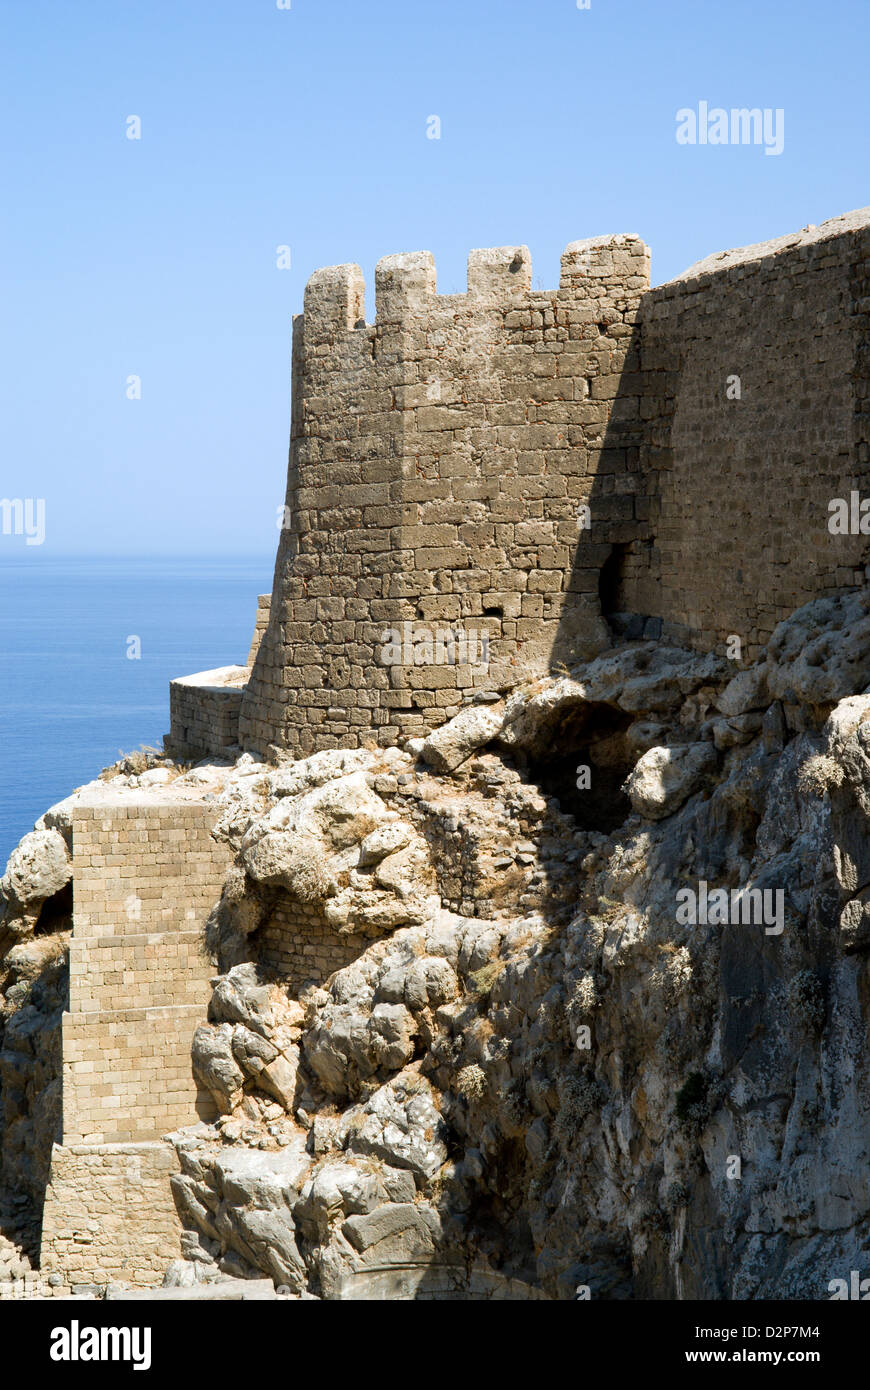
[[0, 556, 273, 869]]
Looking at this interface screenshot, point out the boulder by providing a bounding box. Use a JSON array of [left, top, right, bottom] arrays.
[[715, 666, 769, 717], [231, 1207, 307, 1292], [304, 1001, 417, 1098], [258, 1050, 302, 1112], [765, 589, 870, 706], [302, 773, 390, 849], [622, 743, 717, 820], [343, 1072, 448, 1181], [342, 1202, 436, 1257], [35, 795, 79, 845], [297, 1162, 386, 1236], [372, 841, 432, 898], [213, 1145, 311, 1210], [230, 1024, 278, 1076], [210, 964, 275, 1038], [0, 830, 72, 936], [712, 713, 763, 750], [839, 891, 870, 952], [192, 1024, 245, 1113], [242, 830, 334, 902], [358, 822, 413, 867], [421, 703, 506, 773]]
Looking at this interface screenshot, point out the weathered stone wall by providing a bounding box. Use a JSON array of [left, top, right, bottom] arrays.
[[231, 209, 870, 758], [61, 795, 229, 1145], [40, 1141, 183, 1289], [247, 593, 271, 665], [617, 209, 870, 658], [166, 595, 270, 761], [240, 235, 650, 757], [166, 666, 248, 762], [39, 789, 234, 1288], [257, 901, 371, 992]]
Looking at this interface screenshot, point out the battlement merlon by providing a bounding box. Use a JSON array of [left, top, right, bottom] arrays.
[[466, 245, 532, 301], [303, 263, 366, 339], [375, 251, 438, 322], [298, 236, 651, 343], [560, 234, 650, 298]]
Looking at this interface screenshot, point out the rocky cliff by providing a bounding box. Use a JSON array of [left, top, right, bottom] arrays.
[[4, 590, 870, 1298]]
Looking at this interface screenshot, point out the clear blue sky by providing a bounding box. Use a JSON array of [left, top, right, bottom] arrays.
[[1, 0, 867, 556]]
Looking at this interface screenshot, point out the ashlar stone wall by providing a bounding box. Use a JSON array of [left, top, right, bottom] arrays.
[[60, 793, 229, 1145], [40, 1141, 184, 1289], [240, 236, 651, 758], [40, 787, 233, 1288], [622, 209, 870, 658], [234, 209, 870, 758]]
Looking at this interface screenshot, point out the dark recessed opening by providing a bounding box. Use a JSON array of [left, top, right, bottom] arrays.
[[517, 701, 634, 833], [35, 880, 73, 934], [599, 542, 631, 618], [482, 605, 503, 618]]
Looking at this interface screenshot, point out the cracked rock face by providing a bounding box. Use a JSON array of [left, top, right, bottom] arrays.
[[0, 934, 68, 1210], [0, 830, 71, 945], [8, 591, 870, 1299], [764, 589, 870, 708], [224, 750, 438, 939]]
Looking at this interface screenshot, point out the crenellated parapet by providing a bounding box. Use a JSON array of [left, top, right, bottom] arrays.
[[231, 208, 870, 761]]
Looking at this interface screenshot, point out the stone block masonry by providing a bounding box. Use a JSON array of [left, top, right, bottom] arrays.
[[224, 207, 870, 759], [40, 1141, 184, 1289], [166, 665, 249, 762], [239, 235, 651, 758], [40, 784, 233, 1287], [257, 900, 371, 993], [61, 792, 231, 1145], [164, 593, 272, 762], [248, 593, 272, 665], [621, 208, 870, 658]]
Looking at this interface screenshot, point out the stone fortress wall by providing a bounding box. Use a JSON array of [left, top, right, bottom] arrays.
[[228, 207, 870, 762], [30, 206, 870, 1292], [239, 234, 652, 759], [624, 209, 870, 656]]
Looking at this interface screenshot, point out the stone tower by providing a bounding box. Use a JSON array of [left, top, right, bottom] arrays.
[[239, 235, 651, 758]]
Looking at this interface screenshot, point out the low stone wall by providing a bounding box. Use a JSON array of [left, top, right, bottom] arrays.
[[257, 901, 370, 991], [164, 593, 272, 761], [165, 665, 249, 761]]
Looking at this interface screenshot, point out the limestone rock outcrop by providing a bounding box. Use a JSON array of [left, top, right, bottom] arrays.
[[9, 590, 870, 1298], [0, 830, 71, 946]]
